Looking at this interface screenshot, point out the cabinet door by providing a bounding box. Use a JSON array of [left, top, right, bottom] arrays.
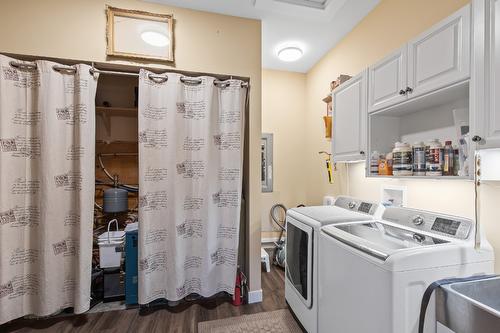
[[477, 0, 500, 148], [332, 70, 367, 162], [407, 5, 471, 98], [368, 47, 407, 112]]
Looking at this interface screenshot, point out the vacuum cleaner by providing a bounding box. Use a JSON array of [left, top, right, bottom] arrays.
[[270, 203, 305, 268]]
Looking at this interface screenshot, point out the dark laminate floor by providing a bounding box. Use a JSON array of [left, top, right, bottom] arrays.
[[1, 262, 292, 333]]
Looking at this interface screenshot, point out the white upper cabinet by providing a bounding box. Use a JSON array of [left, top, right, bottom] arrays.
[[486, 0, 500, 147], [368, 47, 408, 112], [474, 0, 500, 148], [332, 70, 367, 162], [407, 5, 471, 98], [367, 5, 471, 113]]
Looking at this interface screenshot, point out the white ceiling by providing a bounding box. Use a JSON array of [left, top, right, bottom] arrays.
[[144, 0, 380, 73]]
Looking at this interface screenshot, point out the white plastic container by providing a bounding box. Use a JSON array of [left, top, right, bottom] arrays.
[[370, 151, 382, 175], [98, 219, 125, 268], [392, 142, 413, 176], [426, 139, 443, 176], [412, 142, 426, 176]]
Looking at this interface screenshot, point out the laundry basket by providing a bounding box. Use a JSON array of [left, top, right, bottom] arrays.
[[98, 219, 125, 268]]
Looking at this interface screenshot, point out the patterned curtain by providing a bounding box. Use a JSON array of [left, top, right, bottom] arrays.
[[138, 70, 246, 303], [0, 55, 97, 324]]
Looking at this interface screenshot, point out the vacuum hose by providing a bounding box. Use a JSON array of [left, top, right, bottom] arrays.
[[270, 204, 287, 268], [271, 204, 287, 233]]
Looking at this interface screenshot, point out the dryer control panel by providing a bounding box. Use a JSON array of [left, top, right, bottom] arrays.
[[382, 207, 472, 240], [334, 196, 378, 216]]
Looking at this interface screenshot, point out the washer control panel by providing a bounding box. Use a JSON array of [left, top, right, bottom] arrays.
[[431, 218, 462, 236], [382, 207, 472, 240]]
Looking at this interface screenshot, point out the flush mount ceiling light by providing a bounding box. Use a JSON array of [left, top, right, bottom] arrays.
[[277, 46, 303, 62], [141, 31, 169, 47]]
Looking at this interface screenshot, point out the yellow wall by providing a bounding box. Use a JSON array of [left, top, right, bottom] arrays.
[[306, 0, 500, 271], [0, 0, 262, 292], [261, 69, 307, 240]]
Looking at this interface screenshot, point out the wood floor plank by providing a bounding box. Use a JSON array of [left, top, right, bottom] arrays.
[[1, 265, 295, 333]]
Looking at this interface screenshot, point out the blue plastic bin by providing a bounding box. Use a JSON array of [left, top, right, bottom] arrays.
[[125, 229, 138, 305]]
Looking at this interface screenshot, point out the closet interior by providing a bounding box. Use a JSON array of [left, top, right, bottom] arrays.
[[93, 73, 139, 307]]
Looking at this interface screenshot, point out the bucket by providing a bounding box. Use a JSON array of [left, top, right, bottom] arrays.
[[98, 219, 125, 268]]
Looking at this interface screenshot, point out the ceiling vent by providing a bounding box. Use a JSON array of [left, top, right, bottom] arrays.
[[274, 0, 331, 10]]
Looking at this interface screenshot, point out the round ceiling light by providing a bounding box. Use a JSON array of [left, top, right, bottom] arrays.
[[141, 31, 169, 47], [277, 46, 303, 62]]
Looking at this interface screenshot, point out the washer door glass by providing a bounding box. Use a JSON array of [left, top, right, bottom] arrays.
[[286, 218, 312, 307]]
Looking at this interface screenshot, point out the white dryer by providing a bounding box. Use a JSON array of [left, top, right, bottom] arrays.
[[318, 206, 495, 333], [285, 196, 384, 333]]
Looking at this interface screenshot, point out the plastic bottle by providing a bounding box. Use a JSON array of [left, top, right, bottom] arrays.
[[412, 142, 426, 176], [426, 139, 443, 176], [386, 152, 393, 175], [378, 152, 393, 175], [425, 142, 431, 168], [453, 147, 460, 176], [392, 142, 413, 176], [458, 133, 470, 177], [370, 151, 381, 175], [443, 140, 454, 176]]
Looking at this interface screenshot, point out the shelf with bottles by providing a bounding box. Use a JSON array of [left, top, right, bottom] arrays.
[[367, 82, 472, 180]]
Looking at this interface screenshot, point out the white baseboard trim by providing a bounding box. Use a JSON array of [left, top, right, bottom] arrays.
[[247, 289, 263, 304]]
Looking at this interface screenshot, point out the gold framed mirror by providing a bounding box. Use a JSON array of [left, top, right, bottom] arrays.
[[106, 6, 174, 62]]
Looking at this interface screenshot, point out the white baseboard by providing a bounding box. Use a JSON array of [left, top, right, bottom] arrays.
[[247, 289, 263, 304]]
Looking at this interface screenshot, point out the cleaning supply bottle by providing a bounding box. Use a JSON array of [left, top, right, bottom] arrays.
[[370, 151, 381, 175], [426, 139, 443, 176], [392, 142, 413, 176], [378, 152, 393, 175], [443, 140, 454, 176], [453, 147, 460, 176], [412, 142, 426, 176], [458, 133, 470, 177]]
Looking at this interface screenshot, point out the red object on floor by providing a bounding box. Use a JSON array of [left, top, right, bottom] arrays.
[[233, 270, 242, 306]]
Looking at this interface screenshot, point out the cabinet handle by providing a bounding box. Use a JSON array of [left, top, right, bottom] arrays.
[[472, 135, 482, 142], [406, 87, 413, 94], [399, 89, 406, 95], [360, 151, 365, 155]]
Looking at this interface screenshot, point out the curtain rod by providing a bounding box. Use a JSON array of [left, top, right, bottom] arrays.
[[8, 61, 249, 88]]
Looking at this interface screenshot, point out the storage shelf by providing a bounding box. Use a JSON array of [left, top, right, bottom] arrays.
[[367, 78, 473, 183], [96, 141, 138, 155], [367, 175, 471, 181], [96, 107, 138, 137]]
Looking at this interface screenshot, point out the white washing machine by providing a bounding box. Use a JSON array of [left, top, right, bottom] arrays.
[[318, 206, 495, 333], [285, 196, 385, 333]]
